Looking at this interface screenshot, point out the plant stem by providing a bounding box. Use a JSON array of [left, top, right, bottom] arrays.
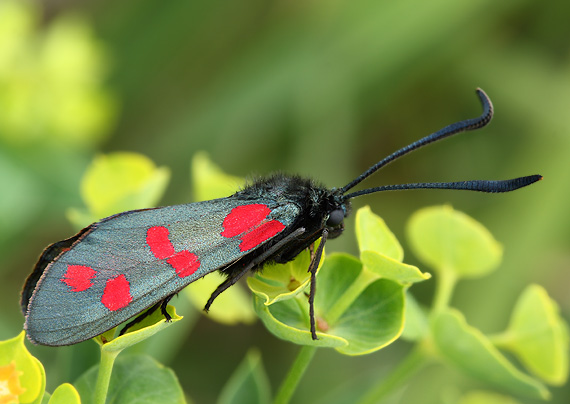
[[273, 346, 317, 404], [432, 269, 457, 314], [93, 348, 120, 404], [356, 345, 429, 404]]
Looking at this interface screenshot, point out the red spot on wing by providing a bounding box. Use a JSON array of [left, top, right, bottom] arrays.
[[221, 204, 286, 251], [221, 204, 272, 237], [239, 220, 286, 251], [62, 265, 97, 292], [146, 226, 201, 278], [168, 250, 200, 277], [146, 226, 175, 259], [101, 274, 132, 311]]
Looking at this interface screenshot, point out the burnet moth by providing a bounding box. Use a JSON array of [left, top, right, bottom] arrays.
[[21, 89, 541, 346]]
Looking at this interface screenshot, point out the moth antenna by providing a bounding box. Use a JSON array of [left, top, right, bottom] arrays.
[[343, 176, 542, 199], [340, 88, 493, 194]]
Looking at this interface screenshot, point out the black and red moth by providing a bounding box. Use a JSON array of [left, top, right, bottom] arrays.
[[21, 89, 541, 346]]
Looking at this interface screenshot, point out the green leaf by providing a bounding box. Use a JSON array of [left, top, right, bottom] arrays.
[[67, 152, 170, 226], [356, 206, 403, 261], [432, 308, 549, 399], [0, 331, 46, 404], [217, 350, 271, 404], [498, 284, 569, 385], [93, 305, 182, 353], [191, 152, 244, 201], [407, 205, 502, 278], [360, 250, 430, 284], [458, 390, 522, 404], [400, 291, 429, 341], [247, 239, 323, 306], [48, 383, 81, 404], [185, 271, 256, 325], [313, 253, 364, 318], [74, 354, 186, 404], [254, 253, 406, 355], [254, 295, 347, 349], [357, 206, 430, 289], [332, 277, 404, 355]]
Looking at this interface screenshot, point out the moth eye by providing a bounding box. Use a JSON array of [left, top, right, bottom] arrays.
[[326, 209, 344, 227]]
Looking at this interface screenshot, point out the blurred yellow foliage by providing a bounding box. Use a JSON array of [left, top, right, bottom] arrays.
[[0, 0, 116, 147]]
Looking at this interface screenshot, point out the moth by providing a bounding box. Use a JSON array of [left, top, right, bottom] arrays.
[[21, 89, 541, 346]]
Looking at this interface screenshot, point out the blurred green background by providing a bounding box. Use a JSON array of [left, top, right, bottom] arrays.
[[1, 0, 568, 403]]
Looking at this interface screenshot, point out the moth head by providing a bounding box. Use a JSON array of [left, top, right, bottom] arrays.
[[323, 198, 349, 239], [326, 208, 344, 227]]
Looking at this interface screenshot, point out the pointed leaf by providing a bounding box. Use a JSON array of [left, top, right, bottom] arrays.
[[501, 284, 569, 385], [407, 205, 502, 278], [217, 350, 271, 404], [356, 206, 403, 261], [48, 383, 81, 404], [432, 308, 549, 399], [361, 250, 430, 284]]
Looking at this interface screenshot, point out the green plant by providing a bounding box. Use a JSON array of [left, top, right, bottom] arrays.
[[2, 153, 566, 404]]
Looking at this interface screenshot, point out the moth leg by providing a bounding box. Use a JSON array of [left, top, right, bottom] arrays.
[[204, 269, 248, 312], [160, 295, 174, 322], [309, 242, 315, 262], [204, 227, 306, 312], [119, 294, 174, 336], [308, 228, 328, 340]]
